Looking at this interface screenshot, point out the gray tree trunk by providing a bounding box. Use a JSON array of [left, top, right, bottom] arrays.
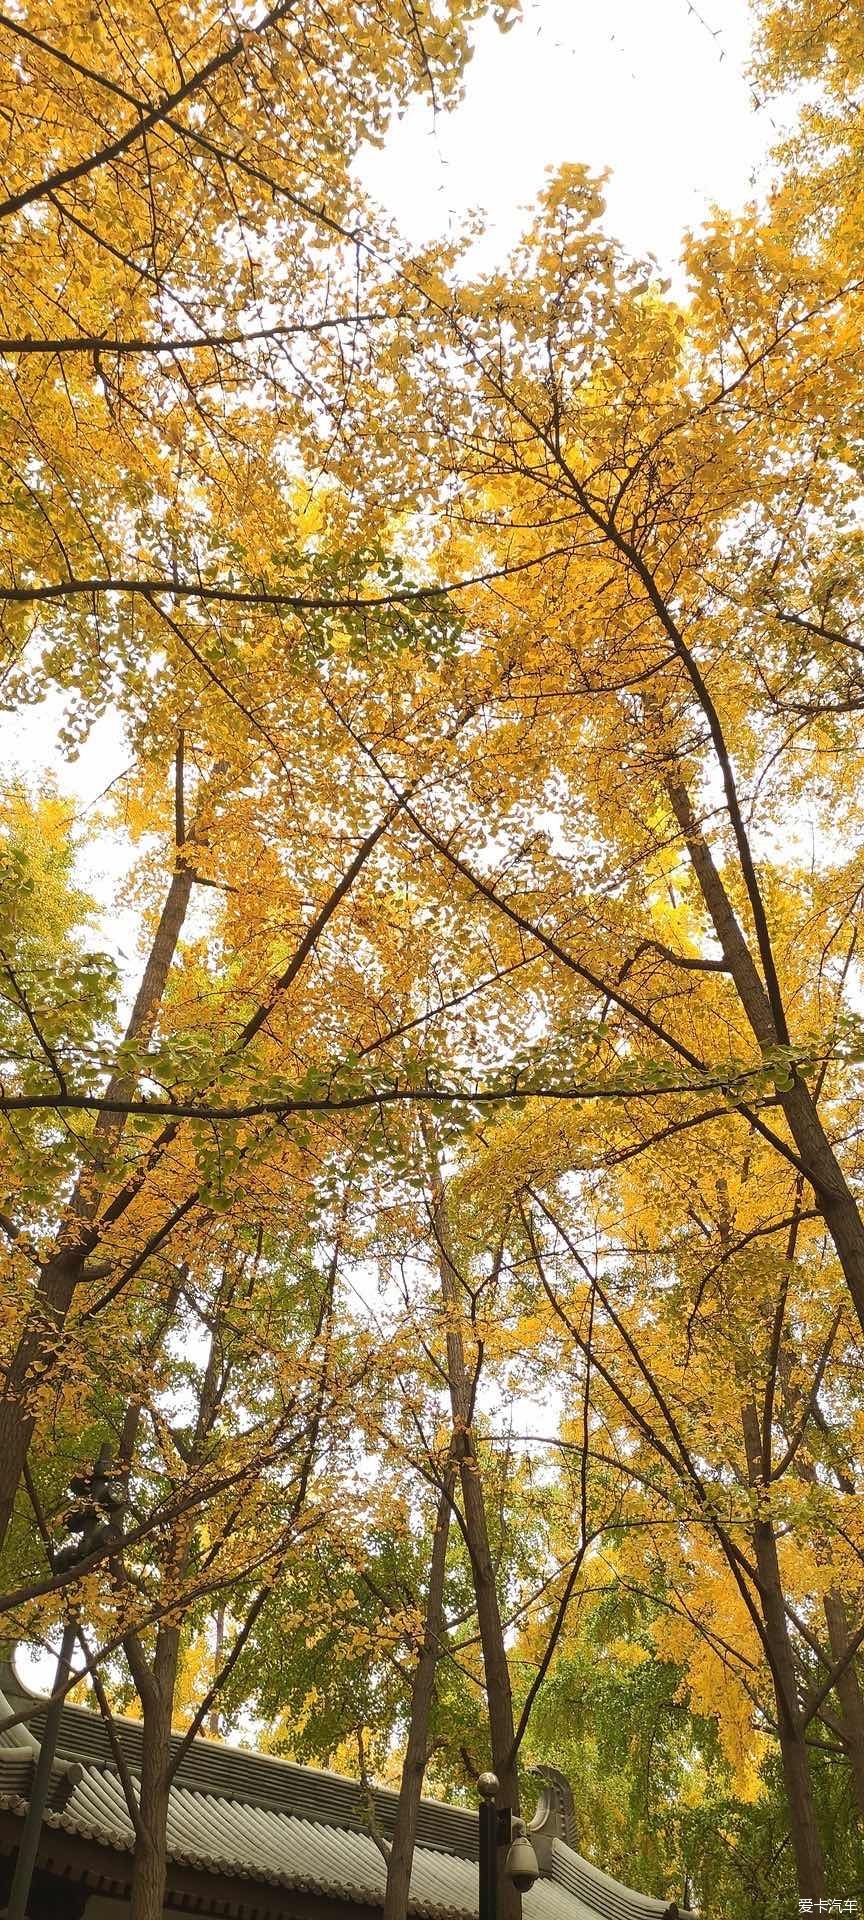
[[383, 1472, 454, 1920], [741, 1401, 824, 1900], [126, 1625, 182, 1920], [0, 859, 195, 1548], [666, 772, 864, 1339], [424, 1131, 521, 1920]]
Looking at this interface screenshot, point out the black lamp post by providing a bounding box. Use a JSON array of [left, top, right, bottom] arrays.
[[478, 1772, 502, 1920], [6, 1447, 127, 1920], [478, 1772, 539, 1920]]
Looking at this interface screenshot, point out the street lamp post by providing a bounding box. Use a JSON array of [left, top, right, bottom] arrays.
[[478, 1772, 539, 1920], [478, 1773, 501, 1920]]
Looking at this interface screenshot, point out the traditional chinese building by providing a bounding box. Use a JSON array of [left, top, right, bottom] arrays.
[[0, 1665, 689, 1920]]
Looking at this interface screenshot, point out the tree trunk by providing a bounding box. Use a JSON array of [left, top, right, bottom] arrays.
[[666, 771, 864, 1340], [0, 861, 195, 1549], [774, 1340, 864, 1825], [383, 1472, 454, 1920], [823, 1589, 864, 1823], [126, 1624, 182, 1920], [123, 1295, 228, 1917], [209, 1607, 226, 1737], [741, 1402, 824, 1900], [423, 1130, 521, 1920]]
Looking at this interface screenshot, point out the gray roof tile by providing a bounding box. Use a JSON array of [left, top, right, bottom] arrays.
[[0, 1675, 685, 1920]]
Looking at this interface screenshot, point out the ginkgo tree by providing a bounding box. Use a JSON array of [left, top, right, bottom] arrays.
[[4, 2, 864, 1918]]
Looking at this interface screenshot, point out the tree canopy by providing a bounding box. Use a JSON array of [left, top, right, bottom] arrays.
[[2, 3, 864, 1918]]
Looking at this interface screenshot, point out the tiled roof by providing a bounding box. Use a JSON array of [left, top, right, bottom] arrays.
[[0, 1670, 686, 1920], [0, 1763, 601, 1920]]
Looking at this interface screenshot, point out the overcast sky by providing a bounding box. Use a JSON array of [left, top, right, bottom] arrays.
[[359, 0, 772, 278]]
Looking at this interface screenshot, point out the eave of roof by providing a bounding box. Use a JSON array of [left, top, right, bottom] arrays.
[[0, 1767, 600, 1920], [2, 1679, 479, 1858], [0, 1667, 691, 1920]]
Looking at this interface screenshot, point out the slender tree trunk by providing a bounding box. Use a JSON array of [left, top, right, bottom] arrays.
[[0, 860, 195, 1548], [126, 1624, 182, 1920], [774, 1083, 864, 1340], [774, 1345, 864, 1825], [383, 1472, 454, 1920], [741, 1402, 825, 1900], [423, 1130, 520, 1920], [111, 1245, 326, 1920], [824, 1589, 864, 1821], [209, 1607, 226, 1737], [665, 771, 864, 1338], [124, 1313, 227, 1917]]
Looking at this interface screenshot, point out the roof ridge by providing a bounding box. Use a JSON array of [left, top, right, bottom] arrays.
[[0, 1667, 477, 1860], [2, 1658, 472, 1818]]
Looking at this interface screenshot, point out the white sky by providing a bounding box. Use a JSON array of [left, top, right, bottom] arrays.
[[359, 0, 772, 278]]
